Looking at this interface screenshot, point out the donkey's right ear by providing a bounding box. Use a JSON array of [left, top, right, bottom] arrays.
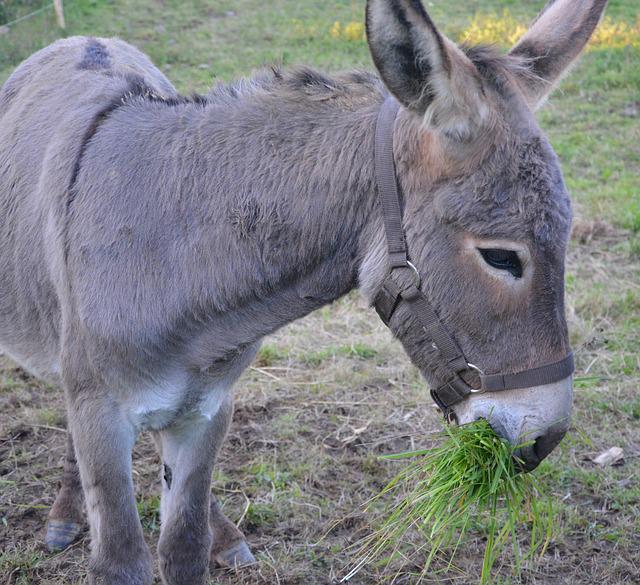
[[366, 0, 490, 140]]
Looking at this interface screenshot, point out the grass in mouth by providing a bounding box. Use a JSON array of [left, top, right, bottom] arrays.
[[344, 419, 554, 584]]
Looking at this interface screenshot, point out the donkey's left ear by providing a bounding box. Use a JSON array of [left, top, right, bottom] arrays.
[[509, 0, 608, 109], [366, 0, 491, 141]]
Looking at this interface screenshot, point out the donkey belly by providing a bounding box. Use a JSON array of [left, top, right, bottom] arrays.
[[0, 266, 62, 379], [0, 37, 177, 380], [0, 156, 61, 378]]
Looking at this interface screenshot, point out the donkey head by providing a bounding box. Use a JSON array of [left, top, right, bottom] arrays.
[[361, 0, 607, 470]]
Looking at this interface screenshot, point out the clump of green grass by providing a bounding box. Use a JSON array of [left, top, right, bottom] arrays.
[[345, 420, 553, 584]]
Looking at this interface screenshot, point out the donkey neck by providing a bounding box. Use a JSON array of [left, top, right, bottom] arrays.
[[178, 91, 386, 363], [196, 90, 381, 299]]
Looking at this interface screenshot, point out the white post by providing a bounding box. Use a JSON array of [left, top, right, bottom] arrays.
[[53, 0, 65, 29]]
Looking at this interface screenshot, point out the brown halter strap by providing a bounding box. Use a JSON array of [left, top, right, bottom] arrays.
[[372, 96, 574, 413]]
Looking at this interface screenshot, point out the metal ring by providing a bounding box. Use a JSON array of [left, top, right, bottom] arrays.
[[406, 261, 421, 288], [466, 362, 485, 393], [466, 362, 484, 375]]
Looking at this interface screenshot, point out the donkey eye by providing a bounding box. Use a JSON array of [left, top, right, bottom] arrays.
[[478, 249, 523, 279]]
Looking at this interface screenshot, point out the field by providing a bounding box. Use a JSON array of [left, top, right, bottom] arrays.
[[0, 0, 639, 583]]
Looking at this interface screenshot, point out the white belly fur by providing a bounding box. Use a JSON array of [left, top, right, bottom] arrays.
[[122, 370, 229, 431]]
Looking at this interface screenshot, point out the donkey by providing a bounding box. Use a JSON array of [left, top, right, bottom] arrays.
[[0, 0, 607, 583]]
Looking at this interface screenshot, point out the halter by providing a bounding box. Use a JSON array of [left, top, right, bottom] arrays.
[[373, 97, 574, 415]]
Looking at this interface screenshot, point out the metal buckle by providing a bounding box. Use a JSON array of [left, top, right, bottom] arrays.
[[466, 362, 485, 393], [390, 256, 421, 289]]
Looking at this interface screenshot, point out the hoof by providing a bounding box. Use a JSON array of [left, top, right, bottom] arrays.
[[213, 541, 257, 569], [45, 519, 83, 552]]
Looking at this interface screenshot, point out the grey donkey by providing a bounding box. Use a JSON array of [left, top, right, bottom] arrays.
[[0, 0, 608, 583]]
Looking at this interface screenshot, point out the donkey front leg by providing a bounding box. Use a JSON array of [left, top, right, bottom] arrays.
[[45, 432, 85, 551], [156, 394, 254, 585], [67, 394, 153, 585]]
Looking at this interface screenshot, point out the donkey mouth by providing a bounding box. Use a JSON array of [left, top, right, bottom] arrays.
[[451, 377, 573, 472]]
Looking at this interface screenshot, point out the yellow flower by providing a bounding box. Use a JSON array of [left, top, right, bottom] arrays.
[[343, 21, 365, 42], [591, 17, 640, 49], [460, 10, 526, 46], [329, 20, 364, 42], [460, 11, 639, 50]]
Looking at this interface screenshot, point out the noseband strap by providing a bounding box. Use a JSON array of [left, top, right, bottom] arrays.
[[372, 97, 575, 413]]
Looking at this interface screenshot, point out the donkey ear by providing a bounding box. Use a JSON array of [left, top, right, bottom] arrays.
[[509, 0, 608, 109], [366, 0, 490, 140]]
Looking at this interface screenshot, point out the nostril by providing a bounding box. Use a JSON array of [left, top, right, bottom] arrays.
[[533, 428, 565, 462], [513, 440, 541, 473], [515, 429, 567, 473], [534, 436, 546, 461]]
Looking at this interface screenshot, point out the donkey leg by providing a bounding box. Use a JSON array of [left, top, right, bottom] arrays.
[[205, 396, 255, 568], [155, 416, 216, 585], [156, 394, 254, 585], [67, 396, 152, 585], [45, 432, 85, 551]]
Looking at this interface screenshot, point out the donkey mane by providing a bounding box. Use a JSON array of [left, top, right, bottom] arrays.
[[461, 44, 539, 94], [101, 65, 387, 120], [206, 66, 386, 107], [103, 41, 529, 126], [169, 53, 529, 109]]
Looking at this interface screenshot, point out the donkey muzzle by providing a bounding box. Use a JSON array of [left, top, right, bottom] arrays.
[[452, 376, 573, 471]]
